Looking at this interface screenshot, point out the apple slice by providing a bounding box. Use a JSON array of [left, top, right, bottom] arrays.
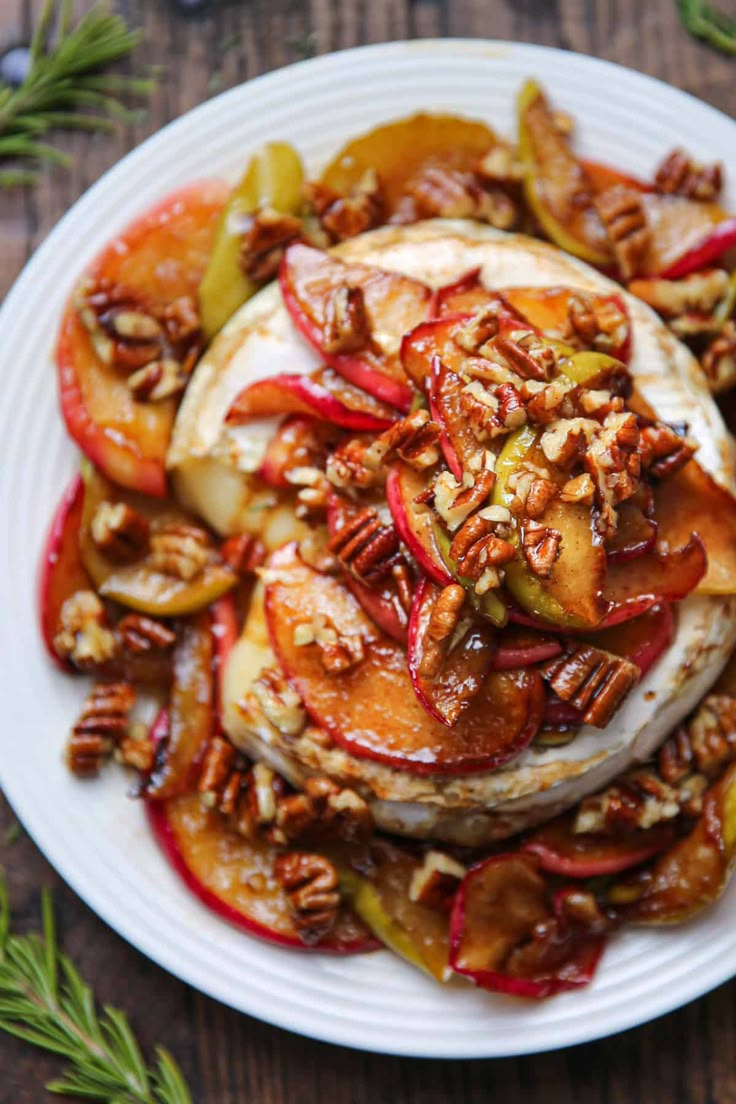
[[582, 159, 651, 196], [501, 287, 632, 364], [58, 181, 228, 496], [523, 813, 675, 877], [433, 270, 528, 323], [80, 462, 236, 617], [265, 545, 543, 775], [280, 242, 431, 410], [490, 626, 562, 670], [610, 762, 736, 924], [386, 463, 453, 586], [652, 459, 736, 595], [639, 195, 736, 278], [603, 536, 706, 625], [226, 366, 398, 432], [257, 416, 341, 489], [606, 488, 657, 563], [408, 578, 495, 727], [517, 80, 612, 266], [148, 791, 376, 952], [211, 594, 239, 725], [38, 475, 92, 671], [588, 603, 675, 677], [326, 491, 409, 644], [449, 852, 607, 997]]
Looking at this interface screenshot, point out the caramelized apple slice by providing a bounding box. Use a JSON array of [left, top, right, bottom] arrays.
[[226, 366, 398, 432], [606, 487, 657, 562], [610, 762, 736, 924], [524, 814, 675, 877], [517, 80, 612, 266], [408, 578, 495, 727], [326, 491, 410, 644], [265, 545, 542, 774], [257, 416, 341, 489], [502, 287, 632, 364], [80, 463, 236, 617], [582, 160, 651, 196], [493, 427, 610, 629], [385, 463, 453, 587], [490, 626, 562, 671], [146, 611, 214, 799], [280, 243, 431, 410], [58, 181, 228, 497], [603, 536, 707, 624], [38, 475, 92, 671], [319, 113, 498, 217], [211, 594, 239, 723], [148, 791, 376, 951], [640, 195, 736, 278], [341, 840, 449, 978], [652, 459, 736, 595], [588, 604, 675, 677], [198, 142, 304, 340], [449, 853, 607, 997]]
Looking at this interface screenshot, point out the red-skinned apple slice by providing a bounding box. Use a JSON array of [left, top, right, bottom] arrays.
[[408, 578, 496, 727], [326, 492, 409, 644], [603, 536, 706, 625], [265, 545, 543, 775], [449, 852, 606, 997], [501, 287, 632, 364], [523, 813, 675, 877], [641, 197, 736, 278], [386, 463, 453, 586], [280, 243, 431, 410], [38, 475, 92, 671], [433, 270, 527, 321], [226, 366, 398, 432], [145, 611, 214, 800], [490, 626, 562, 670], [58, 181, 228, 497], [652, 459, 736, 595], [148, 791, 376, 952], [606, 488, 657, 563], [211, 593, 239, 725], [257, 416, 342, 489]]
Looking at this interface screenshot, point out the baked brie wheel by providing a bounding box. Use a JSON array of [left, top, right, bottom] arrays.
[[170, 220, 736, 846]]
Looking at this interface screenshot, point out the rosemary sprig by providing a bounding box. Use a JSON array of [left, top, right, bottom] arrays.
[[0, 871, 192, 1103], [0, 0, 153, 184], [677, 0, 736, 54]]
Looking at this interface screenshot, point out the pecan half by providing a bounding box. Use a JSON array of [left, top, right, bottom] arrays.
[[449, 517, 515, 584], [239, 207, 303, 282], [363, 409, 441, 471], [54, 590, 117, 670], [487, 331, 556, 382], [403, 165, 516, 229], [272, 776, 373, 845], [522, 521, 561, 579], [702, 320, 736, 394], [327, 506, 400, 581], [274, 851, 341, 945], [67, 681, 135, 777], [523, 477, 558, 520], [116, 613, 176, 655], [432, 469, 496, 531], [417, 583, 466, 678], [654, 148, 722, 202], [149, 523, 211, 581], [541, 643, 639, 728], [324, 285, 370, 354], [90, 500, 150, 562], [639, 422, 698, 479], [305, 169, 384, 243], [595, 186, 650, 279]]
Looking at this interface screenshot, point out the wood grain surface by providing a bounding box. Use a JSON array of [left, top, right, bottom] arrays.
[[2, 0, 736, 1099]]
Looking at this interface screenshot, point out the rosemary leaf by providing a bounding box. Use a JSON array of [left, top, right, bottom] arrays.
[[677, 0, 736, 54], [0, 870, 192, 1103]]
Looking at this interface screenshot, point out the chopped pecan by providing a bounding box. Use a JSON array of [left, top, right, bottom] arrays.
[[327, 506, 400, 581], [128, 357, 185, 402], [560, 472, 595, 505], [250, 666, 306, 737], [149, 523, 211, 581], [273, 851, 341, 945], [660, 694, 736, 784], [323, 285, 370, 354], [595, 185, 650, 279], [116, 734, 156, 773], [417, 583, 466, 678], [583, 411, 641, 538], [453, 303, 505, 354], [639, 422, 698, 479], [220, 532, 266, 574], [522, 521, 561, 579], [66, 681, 135, 777], [90, 500, 150, 562], [363, 409, 442, 471], [565, 292, 629, 354], [629, 269, 730, 318], [575, 769, 681, 835], [541, 643, 639, 728], [305, 170, 384, 243], [475, 145, 524, 185], [54, 590, 117, 670], [116, 613, 176, 655], [404, 166, 516, 229], [459, 379, 502, 441], [487, 332, 556, 382], [238, 207, 303, 282], [654, 148, 722, 202], [198, 736, 237, 796], [272, 775, 372, 845], [325, 437, 380, 491], [525, 376, 576, 427], [432, 469, 496, 531], [496, 382, 527, 429], [408, 850, 466, 911], [293, 613, 365, 674], [523, 477, 558, 519], [702, 320, 736, 393]]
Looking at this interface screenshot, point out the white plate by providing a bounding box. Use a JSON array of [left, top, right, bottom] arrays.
[[2, 40, 736, 1059]]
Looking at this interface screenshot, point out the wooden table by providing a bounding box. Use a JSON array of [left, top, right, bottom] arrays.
[[2, 0, 736, 1099]]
